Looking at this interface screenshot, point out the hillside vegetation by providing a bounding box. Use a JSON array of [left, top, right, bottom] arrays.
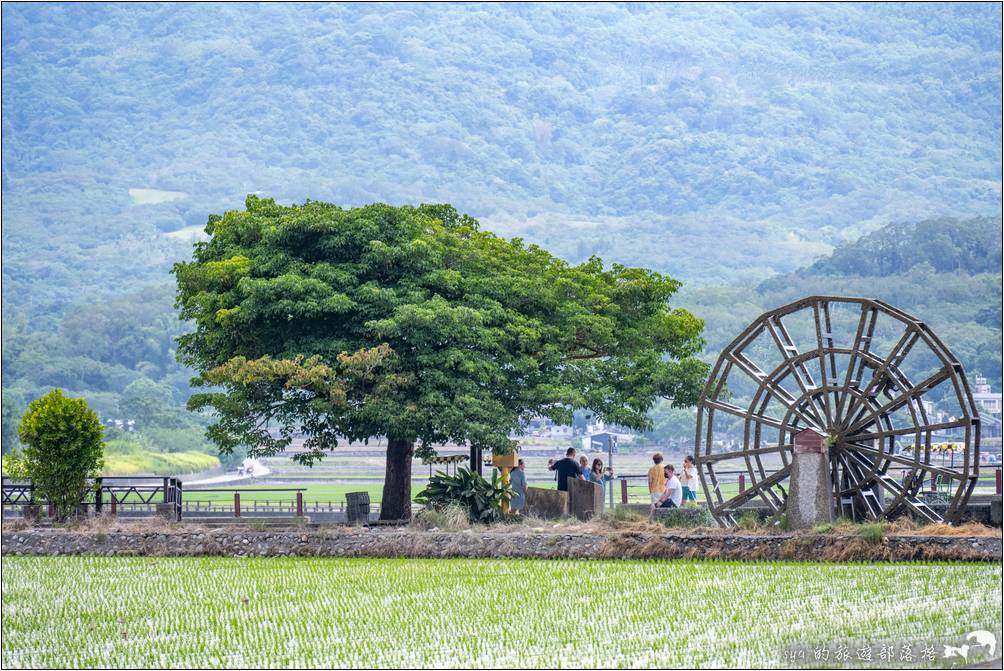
[[1, 4, 1000, 453]]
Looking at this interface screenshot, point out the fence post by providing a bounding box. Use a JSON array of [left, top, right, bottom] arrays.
[[296, 492, 303, 517], [110, 493, 118, 516], [995, 468, 1002, 496], [176, 480, 183, 521], [95, 478, 103, 514], [234, 492, 241, 518], [620, 479, 628, 504], [739, 473, 746, 495]]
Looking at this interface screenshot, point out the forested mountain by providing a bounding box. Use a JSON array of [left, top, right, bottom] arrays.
[[680, 216, 1003, 393], [3, 4, 1001, 314], [1, 4, 1001, 456], [802, 217, 1003, 277]]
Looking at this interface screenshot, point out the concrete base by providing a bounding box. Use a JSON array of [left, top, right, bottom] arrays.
[[525, 487, 567, 519], [568, 479, 603, 521], [788, 430, 833, 530], [154, 503, 179, 522]]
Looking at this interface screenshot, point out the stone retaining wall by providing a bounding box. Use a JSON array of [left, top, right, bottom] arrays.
[[3, 528, 999, 562]]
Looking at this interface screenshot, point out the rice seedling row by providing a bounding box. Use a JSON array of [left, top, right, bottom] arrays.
[[2, 557, 999, 668]]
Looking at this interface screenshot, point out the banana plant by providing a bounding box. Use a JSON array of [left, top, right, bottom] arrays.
[[415, 466, 514, 523]]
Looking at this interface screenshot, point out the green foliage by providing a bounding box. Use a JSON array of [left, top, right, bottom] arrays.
[[735, 511, 764, 531], [2, 284, 198, 434], [859, 522, 887, 545], [1, 4, 1000, 454], [118, 379, 182, 428], [414, 467, 512, 524], [174, 198, 707, 467], [2, 4, 1000, 319], [657, 506, 714, 529], [2, 396, 23, 455], [800, 218, 1002, 277], [16, 390, 104, 519], [644, 400, 698, 445], [102, 434, 219, 476], [2, 449, 31, 481]]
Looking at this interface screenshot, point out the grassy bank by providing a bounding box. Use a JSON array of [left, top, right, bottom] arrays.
[[102, 438, 220, 476]]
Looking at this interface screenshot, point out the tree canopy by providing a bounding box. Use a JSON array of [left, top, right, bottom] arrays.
[[175, 197, 707, 517], [14, 389, 105, 519]]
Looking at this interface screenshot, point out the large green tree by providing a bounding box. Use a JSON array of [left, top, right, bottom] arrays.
[[174, 197, 708, 519]]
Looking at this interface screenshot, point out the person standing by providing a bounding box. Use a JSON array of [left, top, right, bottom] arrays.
[[509, 458, 527, 514], [548, 448, 583, 491], [652, 464, 683, 511], [578, 455, 590, 481], [647, 452, 667, 504], [681, 454, 699, 506], [589, 457, 614, 508]]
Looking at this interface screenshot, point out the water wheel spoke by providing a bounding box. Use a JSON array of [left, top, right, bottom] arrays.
[[843, 441, 963, 480], [763, 315, 828, 427], [697, 443, 791, 464], [703, 398, 786, 430], [844, 367, 953, 435], [811, 299, 836, 426], [833, 303, 879, 421], [727, 352, 821, 430], [841, 328, 921, 426], [845, 417, 970, 442], [843, 449, 942, 523], [713, 465, 791, 513]]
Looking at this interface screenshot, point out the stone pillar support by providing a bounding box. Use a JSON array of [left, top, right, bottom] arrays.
[[788, 428, 833, 529]]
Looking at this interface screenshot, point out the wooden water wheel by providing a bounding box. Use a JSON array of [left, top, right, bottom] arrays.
[[695, 296, 980, 526]]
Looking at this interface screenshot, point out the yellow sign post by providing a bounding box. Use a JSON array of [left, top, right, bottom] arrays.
[[492, 452, 519, 514]]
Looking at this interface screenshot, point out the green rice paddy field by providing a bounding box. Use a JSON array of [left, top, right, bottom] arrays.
[[2, 557, 1000, 668], [178, 452, 746, 508]]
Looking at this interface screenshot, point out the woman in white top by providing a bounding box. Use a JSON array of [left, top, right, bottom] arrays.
[[681, 455, 698, 505]]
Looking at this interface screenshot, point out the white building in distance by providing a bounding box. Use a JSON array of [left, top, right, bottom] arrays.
[[973, 376, 1002, 415]]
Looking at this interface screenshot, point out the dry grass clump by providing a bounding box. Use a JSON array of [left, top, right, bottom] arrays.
[[9, 515, 184, 535], [907, 521, 1000, 537], [410, 505, 470, 532]]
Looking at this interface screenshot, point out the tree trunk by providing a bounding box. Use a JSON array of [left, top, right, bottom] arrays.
[[380, 437, 414, 521]]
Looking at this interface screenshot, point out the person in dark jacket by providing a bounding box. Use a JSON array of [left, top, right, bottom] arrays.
[[547, 447, 582, 491]]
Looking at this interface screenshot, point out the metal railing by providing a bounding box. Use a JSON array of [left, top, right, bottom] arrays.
[[2, 476, 183, 519], [610, 466, 1003, 505]]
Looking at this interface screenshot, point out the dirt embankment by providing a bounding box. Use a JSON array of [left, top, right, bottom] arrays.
[[2, 523, 1000, 562]]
